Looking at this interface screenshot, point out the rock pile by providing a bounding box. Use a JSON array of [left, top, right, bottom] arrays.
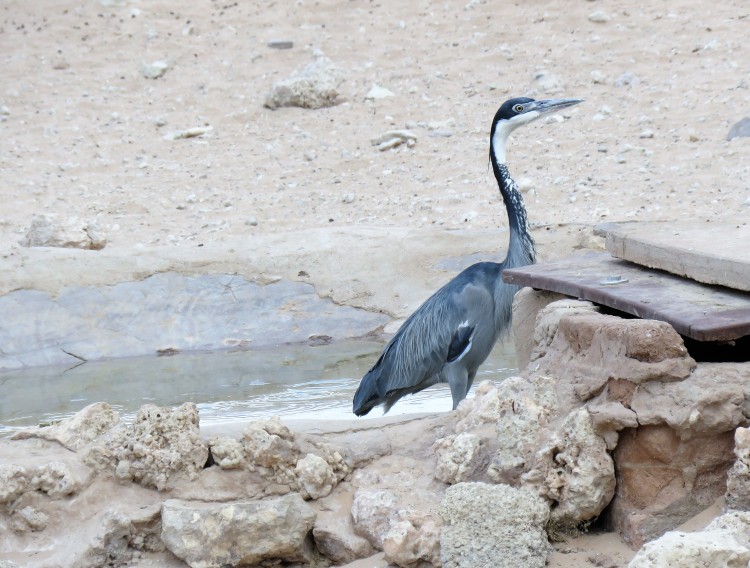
[[2, 294, 749, 567]]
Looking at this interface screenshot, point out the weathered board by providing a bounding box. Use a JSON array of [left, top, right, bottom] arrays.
[[502, 251, 750, 342], [594, 221, 750, 292]]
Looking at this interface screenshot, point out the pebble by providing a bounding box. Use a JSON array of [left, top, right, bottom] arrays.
[[727, 117, 750, 141], [267, 40, 294, 49], [531, 70, 565, 95], [429, 129, 453, 138], [304, 150, 317, 161], [245, 216, 258, 226], [517, 177, 535, 193], [614, 71, 639, 87], [590, 70, 606, 84], [639, 129, 655, 139], [371, 129, 417, 151], [427, 118, 455, 130], [365, 84, 395, 100], [164, 126, 213, 140], [342, 193, 355, 204], [185, 194, 198, 204], [588, 11, 610, 23], [141, 60, 170, 79]]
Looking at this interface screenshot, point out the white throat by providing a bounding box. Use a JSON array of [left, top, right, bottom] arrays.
[[491, 111, 541, 164]]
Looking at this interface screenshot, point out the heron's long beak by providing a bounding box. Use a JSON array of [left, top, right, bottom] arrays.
[[532, 98, 584, 115]]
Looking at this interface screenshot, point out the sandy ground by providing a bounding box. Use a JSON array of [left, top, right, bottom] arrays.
[[2, 0, 749, 566]]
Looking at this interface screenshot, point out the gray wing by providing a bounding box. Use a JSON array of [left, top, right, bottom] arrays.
[[381, 279, 496, 391]]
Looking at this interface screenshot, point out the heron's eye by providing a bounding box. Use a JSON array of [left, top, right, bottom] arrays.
[[513, 104, 524, 113]]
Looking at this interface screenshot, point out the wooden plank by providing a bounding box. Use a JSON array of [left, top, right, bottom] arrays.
[[594, 222, 750, 292], [502, 252, 750, 342]]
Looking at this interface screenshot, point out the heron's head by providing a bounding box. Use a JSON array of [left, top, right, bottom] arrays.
[[490, 97, 582, 163]]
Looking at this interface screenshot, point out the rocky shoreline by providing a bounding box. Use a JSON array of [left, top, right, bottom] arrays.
[[3, 295, 750, 567]]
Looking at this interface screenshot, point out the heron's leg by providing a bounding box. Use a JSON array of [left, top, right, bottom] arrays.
[[466, 370, 477, 393], [446, 366, 470, 410]]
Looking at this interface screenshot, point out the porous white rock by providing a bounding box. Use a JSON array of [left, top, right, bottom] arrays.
[[208, 436, 245, 469], [11, 505, 49, 532], [242, 416, 300, 487], [295, 453, 336, 500], [0, 465, 29, 504], [351, 489, 399, 549], [161, 494, 316, 567], [433, 432, 486, 484], [628, 511, 750, 567], [523, 408, 615, 526], [85, 402, 208, 491], [31, 460, 86, 498], [440, 482, 551, 568], [12, 402, 120, 451], [726, 427, 750, 510], [383, 510, 441, 568], [20, 214, 107, 250], [264, 57, 345, 110]]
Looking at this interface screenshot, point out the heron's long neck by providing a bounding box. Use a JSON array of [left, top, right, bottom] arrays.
[[490, 136, 536, 271]]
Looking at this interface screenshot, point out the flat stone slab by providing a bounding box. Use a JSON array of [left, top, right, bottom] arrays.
[[502, 252, 750, 342], [594, 222, 750, 292], [0, 273, 389, 371]]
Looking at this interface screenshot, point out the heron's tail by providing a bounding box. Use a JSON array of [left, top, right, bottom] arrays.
[[352, 366, 382, 417]]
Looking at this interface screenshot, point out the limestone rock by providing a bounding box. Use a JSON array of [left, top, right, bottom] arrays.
[[523, 408, 615, 526], [295, 453, 336, 500], [0, 465, 29, 505], [448, 376, 559, 485], [383, 510, 441, 568], [11, 402, 120, 451], [11, 506, 48, 532], [31, 460, 88, 498], [609, 424, 735, 548], [85, 402, 208, 491], [160, 494, 316, 567], [487, 376, 559, 485], [264, 57, 345, 110], [628, 363, 747, 439], [208, 436, 245, 469], [727, 427, 750, 510], [20, 214, 107, 250], [433, 432, 487, 484], [534, 312, 695, 402], [75, 510, 134, 568], [313, 511, 376, 565], [440, 482, 551, 568], [242, 416, 300, 489], [351, 489, 399, 549], [0, 457, 90, 506], [628, 511, 750, 567]]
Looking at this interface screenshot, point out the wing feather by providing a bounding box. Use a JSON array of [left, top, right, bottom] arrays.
[[374, 276, 495, 392]]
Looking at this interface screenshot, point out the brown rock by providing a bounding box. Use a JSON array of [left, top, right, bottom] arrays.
[[534, 312, 695, 402], [629, 363, 748, 439], [606, 424, 735, 548]]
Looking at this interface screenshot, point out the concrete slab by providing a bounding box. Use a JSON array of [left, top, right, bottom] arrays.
[[594, 222, 750, 292], [502, 252, 750, 342]]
